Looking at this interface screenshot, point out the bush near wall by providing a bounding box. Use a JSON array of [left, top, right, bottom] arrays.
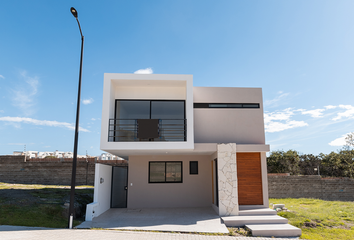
[[267, 149, 354, 178]]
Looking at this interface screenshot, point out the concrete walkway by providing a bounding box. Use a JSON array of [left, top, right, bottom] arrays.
[[77, 207, 229, 233], [0, 225, 299, 240]]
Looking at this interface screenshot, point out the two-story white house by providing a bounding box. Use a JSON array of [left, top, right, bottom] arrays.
[[85, 72, 271, 219]]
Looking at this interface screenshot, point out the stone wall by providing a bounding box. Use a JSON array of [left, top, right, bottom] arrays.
[[268, 175, 354, 201], [0, 155, 127, 186], [217, 143, 238, 216]]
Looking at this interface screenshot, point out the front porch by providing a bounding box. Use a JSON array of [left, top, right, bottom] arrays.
[[77, 207, 229, 233]]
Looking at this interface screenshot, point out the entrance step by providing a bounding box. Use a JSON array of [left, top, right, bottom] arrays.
[[238, 208, 277, 216], [245, 224, 302, 237], [222, 215, 288, 227]]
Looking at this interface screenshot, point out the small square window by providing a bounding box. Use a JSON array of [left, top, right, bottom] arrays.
[[190, 161, 198, 175]]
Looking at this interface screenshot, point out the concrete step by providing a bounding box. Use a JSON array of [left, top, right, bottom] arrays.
[[239, 208, 277, 216], [245, 224, 302, 237], [222, 215, 288, 227]]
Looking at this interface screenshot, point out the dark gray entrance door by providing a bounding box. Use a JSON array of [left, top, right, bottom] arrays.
[[111, 166, 128, 208]]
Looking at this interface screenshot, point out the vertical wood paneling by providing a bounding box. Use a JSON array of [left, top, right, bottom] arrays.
[[237, 153, 263, 205]]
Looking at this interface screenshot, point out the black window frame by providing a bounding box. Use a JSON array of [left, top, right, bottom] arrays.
[[193, 103, 260, 109], [189, 161, 198, 175], [115, 99, 186, 120], [148, 161, 183, 183]]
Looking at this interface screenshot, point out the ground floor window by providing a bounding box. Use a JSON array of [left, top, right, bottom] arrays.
[[149, 161, 182, 183], [189, 161, 198, 174]]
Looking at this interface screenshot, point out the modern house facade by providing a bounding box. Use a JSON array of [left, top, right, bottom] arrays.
[[86, 73, 270, 221]]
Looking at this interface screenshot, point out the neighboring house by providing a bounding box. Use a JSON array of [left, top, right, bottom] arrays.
[[54, 150, 65, 158], [36, 151, 85, 158], [13, 151, 24, 156], [99, 152, 123, 160], [38, 151, 55, 158], [86, 73, 270, 220], [13, 151, 38, 158], [13, 150, 87, 159]]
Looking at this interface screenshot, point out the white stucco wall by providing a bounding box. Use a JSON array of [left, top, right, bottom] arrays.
[[261, 152, 269, 207], [101, 74, 194, 156], [127, 155, 212, 208], [85, 163, 112, 221]]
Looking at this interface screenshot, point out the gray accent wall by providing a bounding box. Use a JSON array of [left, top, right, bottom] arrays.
[[127, 155, 213, 208], [193, 87, 265, 144]]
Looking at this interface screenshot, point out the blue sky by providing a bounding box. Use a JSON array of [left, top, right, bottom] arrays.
[[1, 0, 353, 156]]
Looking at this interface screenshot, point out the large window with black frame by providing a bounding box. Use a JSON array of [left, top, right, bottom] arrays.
[[149, 161, 182, 183], [109, 100, 186, 142]]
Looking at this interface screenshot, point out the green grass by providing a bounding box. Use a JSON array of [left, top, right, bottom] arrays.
[[0, 182, 93, 190], [0, 203, 80, 228], [0, 182, 93, 228], [270, 198, 354, 240]]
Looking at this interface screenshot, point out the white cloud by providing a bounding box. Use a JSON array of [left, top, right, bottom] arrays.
[[264, 108, 294, 123], [325, 105, 337, 110], [332, 105, 354, 121], [264, 108, 309, 133], [91, 118, 96, 121], [300, 109, 325, 118], [0, 116, 90, 132], [134, 68, 153, 74], [83, 98, 94, 105], [328, 134, 347, 146], [264, 92, 289, 107], [12, 71, 39, 116], [8, 143, 26, 145], [0, 110, 4, 113], [265, 120, 308, 133], [0, 75, 4, 79]]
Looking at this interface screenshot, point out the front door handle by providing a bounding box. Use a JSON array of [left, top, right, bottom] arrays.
[[124, 186, 128, 190]]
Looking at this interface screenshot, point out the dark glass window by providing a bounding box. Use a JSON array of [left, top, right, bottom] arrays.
[[116, 101, 150, 119], [242, 104, 259, 108], [149, 161, 182, 183], [116, 100, 185, 119], [190, 161, 198, 175], [113, 100, 186, 142], [149, 162, 165, 183], [151, 101, 185, 119], [194, 103, 259, 109]]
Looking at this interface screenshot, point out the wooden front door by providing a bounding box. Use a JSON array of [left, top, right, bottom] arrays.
[[237, 153, 263, 205]]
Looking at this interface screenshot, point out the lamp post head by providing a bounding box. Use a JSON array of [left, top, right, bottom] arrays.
[[70, 7, 78, 18]]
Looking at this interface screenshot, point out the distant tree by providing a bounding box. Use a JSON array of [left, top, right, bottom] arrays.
[[317, 149, 354, 178], [267, 147, 354, 178], [337, 149, 354, 178], [44, 156, 56, 159], [345, 132, 354, 148], [267, 150, 301, 175], [298, 154, 321, 175]]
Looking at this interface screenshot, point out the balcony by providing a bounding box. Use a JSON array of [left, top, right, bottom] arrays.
[[108, 119, 187, 142]]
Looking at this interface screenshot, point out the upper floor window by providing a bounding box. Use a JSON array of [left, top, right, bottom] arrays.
[[116, 100, 185, 119], [109, 100, 186, 142], [194, 103, 259, 108]]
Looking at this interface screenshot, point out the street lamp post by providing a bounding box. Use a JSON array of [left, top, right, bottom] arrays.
[[68, 7, 84, 229]]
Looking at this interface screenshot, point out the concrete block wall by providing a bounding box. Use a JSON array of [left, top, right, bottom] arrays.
[[268, 175, 354, 201], [0, 155, 127, 186]]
